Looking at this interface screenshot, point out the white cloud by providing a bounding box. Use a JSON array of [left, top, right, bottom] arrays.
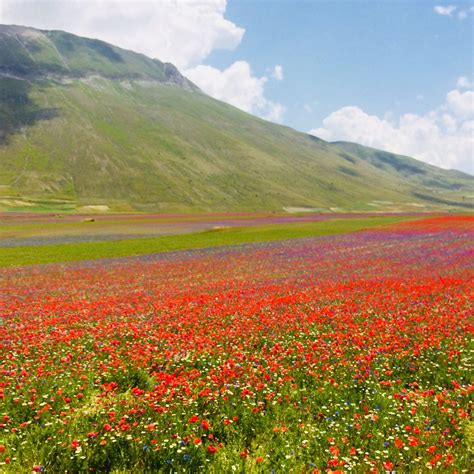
[[446, 89, 474, 117], [185, 61, 284, 122], [0, 0, 244, 69], [309, 81, 474, 174], [433, 5, 473, 19], [457, 76, 471, 89], [272, 65, 284, 81], [433, 5, 457, 16]]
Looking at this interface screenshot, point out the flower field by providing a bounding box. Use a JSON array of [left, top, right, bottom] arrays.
[[0, 216, 472, 472]]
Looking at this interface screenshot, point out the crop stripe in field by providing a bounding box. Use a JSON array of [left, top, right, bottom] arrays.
[[0, 216, 418, 267]]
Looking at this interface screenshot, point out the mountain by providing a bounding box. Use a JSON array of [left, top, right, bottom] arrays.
[[334, 142, 473, 209], [0, 25, 472, 213]]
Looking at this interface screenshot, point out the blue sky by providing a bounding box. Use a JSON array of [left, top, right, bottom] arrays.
[[208, 0, 472, 132], [0, 0, 472, 172]]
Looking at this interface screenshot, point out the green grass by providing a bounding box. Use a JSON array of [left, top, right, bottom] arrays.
[[0, 216, 414, 268]]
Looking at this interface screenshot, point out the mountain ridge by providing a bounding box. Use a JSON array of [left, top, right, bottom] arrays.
[[0, 24, 197, 89], [333, 141, 470, 178], [0, 24, 472, 213]]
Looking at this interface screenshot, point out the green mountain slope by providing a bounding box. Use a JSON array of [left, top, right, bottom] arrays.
[[334, 142, 473, 209], [0, 24, 472, 213]]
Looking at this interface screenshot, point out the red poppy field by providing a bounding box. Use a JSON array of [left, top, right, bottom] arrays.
[[0, 216, 472, 473]]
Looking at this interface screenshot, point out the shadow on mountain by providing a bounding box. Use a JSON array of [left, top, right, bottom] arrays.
[[373, 151, 426, 175], [412, 192, 472, 209], [338, 165, 359, 177], [0, 77, 60, 144]]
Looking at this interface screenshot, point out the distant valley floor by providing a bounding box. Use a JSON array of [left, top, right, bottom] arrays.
[[0, 212, 443, 267]]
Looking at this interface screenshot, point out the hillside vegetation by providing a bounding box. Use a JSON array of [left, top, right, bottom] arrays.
[[0, 25, 472, 212]]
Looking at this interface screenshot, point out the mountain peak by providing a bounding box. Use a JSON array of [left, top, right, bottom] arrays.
[[0, 24, 197, 90]]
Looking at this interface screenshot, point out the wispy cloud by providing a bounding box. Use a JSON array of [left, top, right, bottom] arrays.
[[457, 76, 471, 89], [433, 4, 472, 19], [433, 5, 457, 16], [271, 65, 284, 81]]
